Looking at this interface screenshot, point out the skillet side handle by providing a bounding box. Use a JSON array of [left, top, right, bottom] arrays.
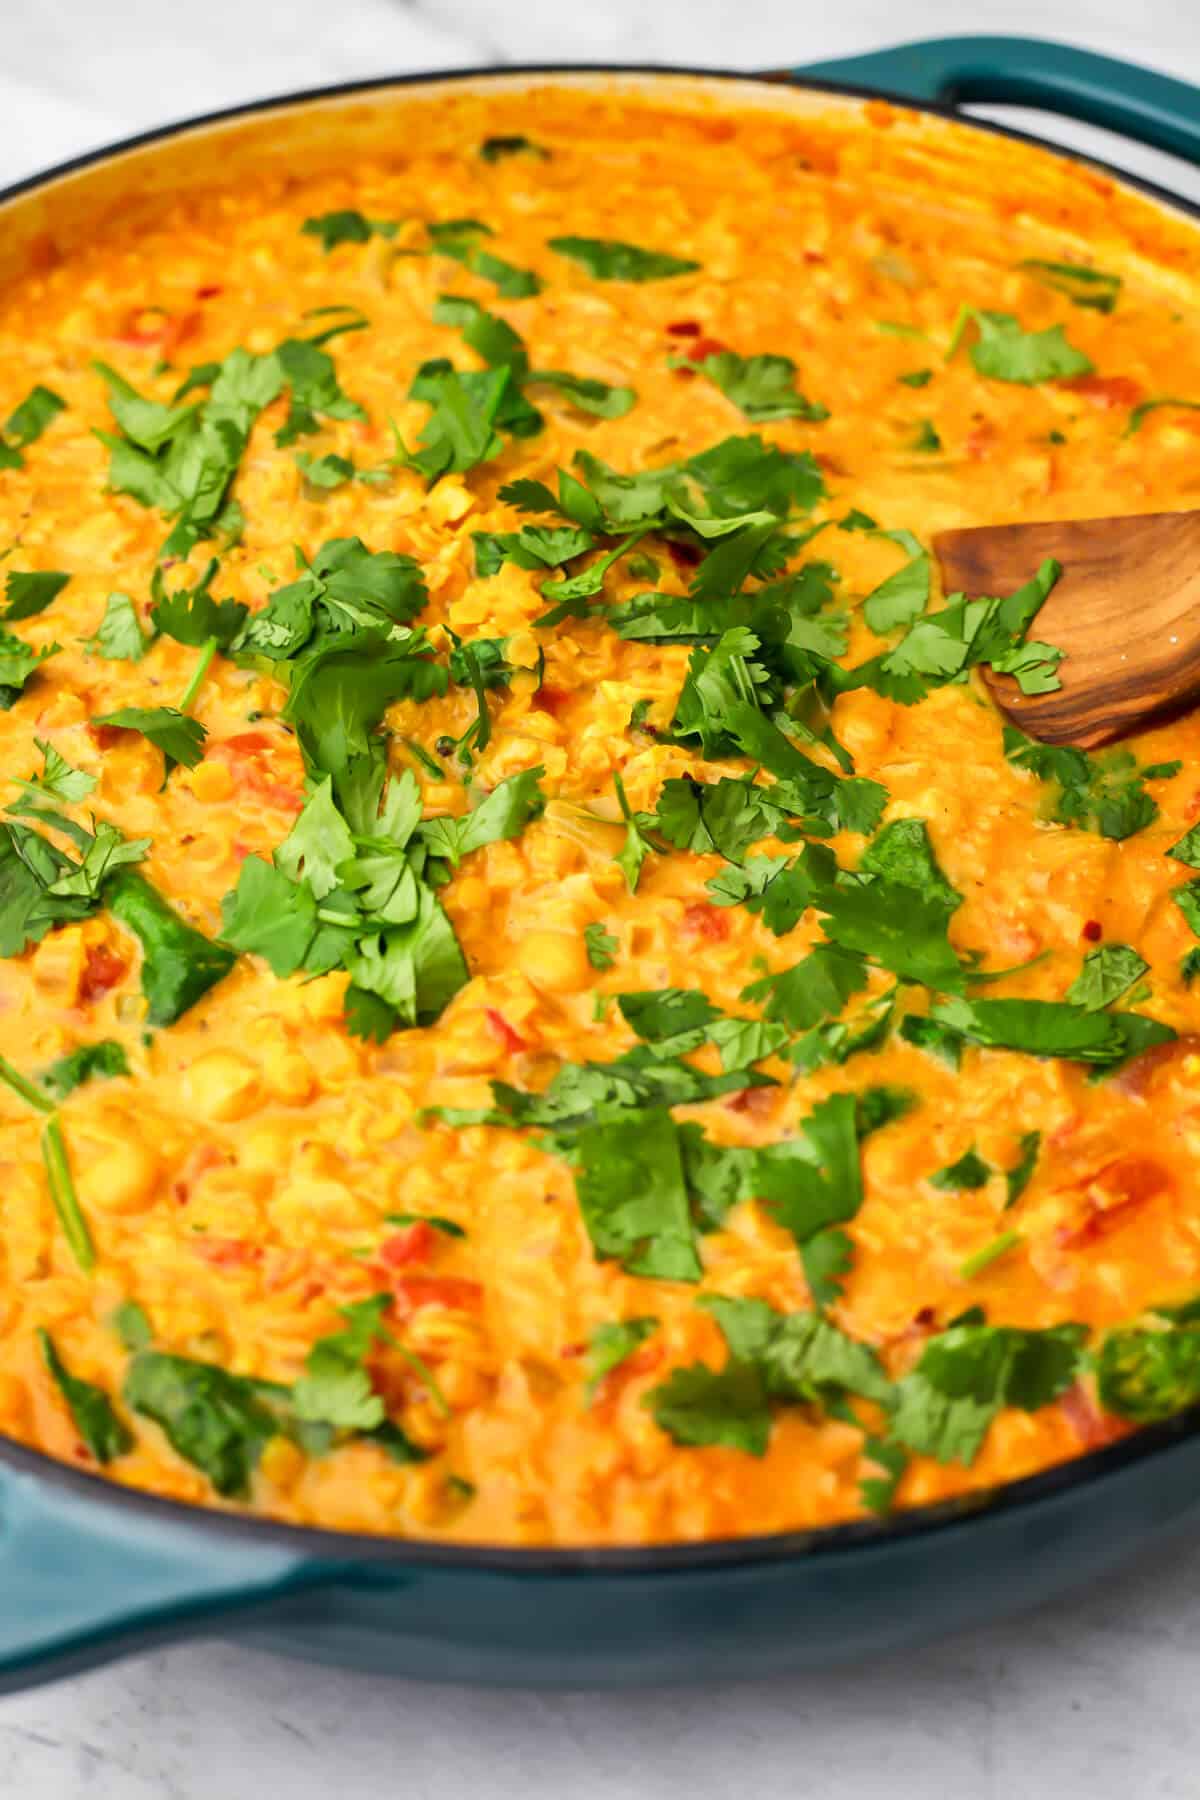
[[788, 35, 1200, 165], [0, 1462, 328, 1695]]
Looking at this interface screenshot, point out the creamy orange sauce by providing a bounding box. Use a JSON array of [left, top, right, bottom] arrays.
[[2, 83, 1200, 1544]]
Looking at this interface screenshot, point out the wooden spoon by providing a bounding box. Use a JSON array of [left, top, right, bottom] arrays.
[[933, 509, 1200, 750]]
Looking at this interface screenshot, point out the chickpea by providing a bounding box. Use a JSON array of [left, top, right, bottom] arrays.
[[515, 928, 590, 994], [184, 1050, 262, 1123], [78, 1135, 161, 1215], [259, 1434, 305, 1492]]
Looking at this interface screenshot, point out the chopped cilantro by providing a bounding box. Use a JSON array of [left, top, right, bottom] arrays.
[[38, 1329, 132, 1463], [108, 869, 235, 1025], [898, 368, 933, 388], [1017, 259, 1121, 313], [40, 1039, 130, 1101], [1, 570, 69, 622], [930, 1146, 991, 1191], [959, 1229, 1024, 1280], [928, 994, 1173, 1065], [910, 419, 942, 453], [1005, 1131, 1041, 1209], [479, 135, 549, 162], [41, 1116, 94, 1273], [1003, 728, 1165, 839], [584, 922, 618, 970], [92, 705, 206, 775], [110, 1300, 153, 1352], [584, 1318, 657, 1403], [891, 1320, 1085, 1462], [301, 210, 398, 250], [949, 308, 1092, 383], [0, 385, 65, 468], [680, 350, 828, 422], [85, 592, 149, 662], [549, 237, 700, 282], [1066, 943, 1148, 1012]]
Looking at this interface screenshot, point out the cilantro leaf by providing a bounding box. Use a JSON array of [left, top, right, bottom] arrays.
[[574, 1108, 702, 1281], [930, 1146, 991, 1191], [1003, 728, 1161, 840], [38, 1329, 132, 1464], [292, 1294, 390, 1430], [301, 210, 397, 250], [110, 1300, 153, 1351], [645, 1358, 770, 1454], [0, 384, 65, 467], [891, 1321, 1086, 1463], [742, 944, 869, 1032], [479, 135, 549, 162], [862, 537, 930, 636], [0, 631, 59, 709], [1096, 1319, 1200, 1422], [16, 738, 96, 806], [219, 854, 319, 977], [1066, 943, 1148, 1011], [86, 592, 149, 662], [399, 364, 510, 484], [549, 237, 700, 282], [684, 350, 828, 422], [108, 869, 235, 1024], [150, 559, 248, 648], [1005, 1130, 1041, 1209], [584, 922, 618, 970], [617, 987, 721, 1043], [859, 818, 960, 911], [123, 1350, 281, 1498], [1018, 259, 1121, 313], [40, 1039, 129, 1101], [956, 309, 1092, 383], [92, 706, 206, 774], [427, 218, 540, 297], [584, 1318, 657, 1403], [929, 994, 1173, 1064], [2, 570, 70, 622], [815, 878, 964, 991]]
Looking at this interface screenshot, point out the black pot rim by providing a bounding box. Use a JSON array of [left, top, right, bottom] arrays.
[[3, 55, 1199, 1578]]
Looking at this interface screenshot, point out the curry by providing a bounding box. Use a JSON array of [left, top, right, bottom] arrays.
[[3, 82, 1200, 1547]]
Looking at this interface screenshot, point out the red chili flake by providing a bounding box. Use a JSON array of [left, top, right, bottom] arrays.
[[195, 284, 223, 299], [965, 419, 998, 460], [666, 320, 701, 337], [802, 249, 827, 264], [485, 1008, 527, 1054], [672, 366, 697, 380], [1081, 920, 1103, 942], [682, 902, 730, 940], [379, 1221, 437, 1269], [79, 943, 129, 1004]]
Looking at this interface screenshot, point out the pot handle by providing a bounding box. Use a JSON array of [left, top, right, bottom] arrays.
[[792, 36, 1200, 166], [0, 1460, 331, 1694]]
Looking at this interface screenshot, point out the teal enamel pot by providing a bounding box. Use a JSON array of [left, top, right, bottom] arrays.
[[4, 36, 1200, 1694]]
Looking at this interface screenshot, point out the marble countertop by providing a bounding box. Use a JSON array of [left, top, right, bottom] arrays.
[[4, 2, 1200, 1794]]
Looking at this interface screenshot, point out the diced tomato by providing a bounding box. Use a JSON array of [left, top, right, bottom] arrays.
[[665, 320, 701, 337], [1060, 1380, 1131, 1448], [1185, 787, 1200, 821], [192, 1236, 262, 1268], [88, 721, 137, 751], [387, 1276, 484, 1318], [813, 452, 848, 476], [724, 1084, 776, 1118], [79, 943, 129, 1004], [379, 1221, 438, 1269], [1081, 919, 1103, 943], [966, 418, 998, 460], [682, 335, 728, 362], [206, 732, 304, 811], [1058, 1154, 1172, 1248], [802, 249, 827, 264], [682, 902, 730, 941], [485, 1008, 527, 1054], [532, 685, 571, 717], [195, 283, 223, 299], [1058, 373, 1143, 409]]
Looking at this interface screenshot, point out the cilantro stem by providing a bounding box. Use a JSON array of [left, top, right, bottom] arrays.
[[178, 635, 217, 712], [959, 1229, 1023, 1282], [393, 1341, 451, 1419], [0, 1054, 55, 1115], [945, 303, 973, 362], [458, 643, 491, 753], [41, 1117, 95, 1272]]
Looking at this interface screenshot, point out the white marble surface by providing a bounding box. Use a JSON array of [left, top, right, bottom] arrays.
[[5, 2, 1200, 1793]]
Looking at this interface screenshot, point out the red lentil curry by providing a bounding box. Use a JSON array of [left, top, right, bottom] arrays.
[[3, 82, 1200, 1546]]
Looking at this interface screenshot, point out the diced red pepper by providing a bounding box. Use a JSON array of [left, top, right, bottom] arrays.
[[79, 943, 129, 1004], [195, 284, 223, 299], [591, 1342, 663, 1409], [532, 685, 571, 717], [1057, 1154, 1172, 1248], [682, 902, 730, 940], [379, 1221, 438, 1268], [1081, 919, 1103, 943], [206, 732, 304, 811], [1058, 373, 1143, 409], [665, 320, 701, 337], [388, 1276, 484, 1318], [682, 335, 728, 362], [485, 1008, 527, 1054], [88, 721, 137, 751], [724, 1085, 776, 1118], [192, 1236, 262, 1268]]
